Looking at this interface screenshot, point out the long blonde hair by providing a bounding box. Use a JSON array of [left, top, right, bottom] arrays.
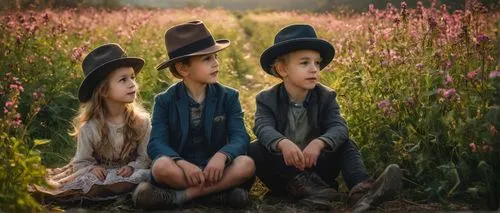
[[70, 70, 149, 162]]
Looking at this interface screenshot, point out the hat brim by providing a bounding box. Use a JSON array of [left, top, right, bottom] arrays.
[[78, 57, 144, 102], [260, 38, 335, 77], [155, 39, 230, 71]]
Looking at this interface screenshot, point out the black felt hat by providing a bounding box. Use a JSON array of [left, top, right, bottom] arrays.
[[78, 43, 144, 102], [260, 24, 335, 77]]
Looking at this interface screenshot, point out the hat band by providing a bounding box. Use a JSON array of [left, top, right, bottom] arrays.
[[168, 36, 215, 59]]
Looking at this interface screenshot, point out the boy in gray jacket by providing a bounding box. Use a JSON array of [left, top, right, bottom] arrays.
[[249, 24, 402, 212]]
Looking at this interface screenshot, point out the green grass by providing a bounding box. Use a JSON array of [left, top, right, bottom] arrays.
[[0, 3, 499, 211]]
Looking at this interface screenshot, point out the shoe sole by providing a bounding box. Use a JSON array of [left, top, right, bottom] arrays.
[[132, 182, 152, 208], [314, 189, 348, 202], [372, 164, 402, 205], [300, 198, 332, 210], [230, 188, 252, 208], [351, 164, 402, 213]]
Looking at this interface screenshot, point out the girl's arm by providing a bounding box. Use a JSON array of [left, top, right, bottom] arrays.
[[73, 122, 98, 172], [128, 119, 152, 169]]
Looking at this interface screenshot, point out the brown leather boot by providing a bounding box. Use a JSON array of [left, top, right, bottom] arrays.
[[349, 164, 402, 213]]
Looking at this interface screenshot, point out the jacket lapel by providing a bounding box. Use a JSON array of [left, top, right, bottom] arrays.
[[277, 83, 289, 133], [307, 86, 320, 132], [176, 82, 190, 153], [203, 84, 217, 151]]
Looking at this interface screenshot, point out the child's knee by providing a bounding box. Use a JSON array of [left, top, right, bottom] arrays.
[[152, 157, 180, 180], [233, 156, 255, 177]]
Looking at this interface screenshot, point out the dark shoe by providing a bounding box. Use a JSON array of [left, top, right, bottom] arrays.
[[347, 180, 373, 206], [350, 164, 402, 213], [197, 188, 251, 209], [308, 171, 348, 202], [286, 172, 345, 210], [300, 193, 336, 210], [285, 172, 326, 198], [132, 182, 179, 210]]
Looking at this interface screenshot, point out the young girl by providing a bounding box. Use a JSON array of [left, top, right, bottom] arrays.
[[33, 43, 151, 203]]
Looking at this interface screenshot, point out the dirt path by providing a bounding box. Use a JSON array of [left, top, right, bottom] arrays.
[[50, 194, 475, 213]]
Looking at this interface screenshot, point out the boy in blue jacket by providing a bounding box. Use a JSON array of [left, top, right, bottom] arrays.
[[133, 20, 255, 210]]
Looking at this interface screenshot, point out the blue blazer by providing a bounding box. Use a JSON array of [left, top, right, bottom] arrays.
[[147, 81, 250, 162]]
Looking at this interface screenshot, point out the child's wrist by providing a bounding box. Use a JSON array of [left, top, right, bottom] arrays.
[[313, 139, 326, 149], [176, 159, 189, 168], [214, 152, 228, 161], [277, 139, 290, 151]]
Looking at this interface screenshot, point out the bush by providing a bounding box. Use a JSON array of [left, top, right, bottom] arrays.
[[0, 72, 47, 212], [320, 1, 500, 209]]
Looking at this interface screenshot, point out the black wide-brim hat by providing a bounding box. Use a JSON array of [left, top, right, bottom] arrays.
[[260, 24, 335, 77], [78, 43, 144, 102], [156, 20, 230, 73]]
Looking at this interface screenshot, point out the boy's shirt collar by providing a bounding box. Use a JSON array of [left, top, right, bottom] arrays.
[[177, 80, 216, 102], [188, 95, 204, 108], [280, 83, 313, 108]]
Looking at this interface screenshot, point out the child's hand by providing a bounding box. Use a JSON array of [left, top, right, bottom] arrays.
[[91, 166, 107, 181], [177, 160, 205, 186], [278, 139, 305, 171], [203, 152, 227, 185], [303, 139, 326, 168], [117, 165, 134, 177]]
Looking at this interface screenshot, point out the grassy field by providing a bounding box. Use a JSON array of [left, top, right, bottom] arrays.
[[0, 1, 499, 212]]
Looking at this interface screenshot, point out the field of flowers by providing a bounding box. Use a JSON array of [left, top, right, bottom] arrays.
[[0, 0, 499, 211]]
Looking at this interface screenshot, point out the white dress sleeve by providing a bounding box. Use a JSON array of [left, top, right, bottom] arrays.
[[127, 118, 151, 169], [73, 122, 97, 172]]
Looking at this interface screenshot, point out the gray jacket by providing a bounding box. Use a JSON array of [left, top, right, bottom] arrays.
[[253, 83, 349, 152]]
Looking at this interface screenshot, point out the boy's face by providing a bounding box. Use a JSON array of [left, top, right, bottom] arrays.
[[105, 67, 137, 104], [178, 53, 220, 84], [277, 50, 321, 90]]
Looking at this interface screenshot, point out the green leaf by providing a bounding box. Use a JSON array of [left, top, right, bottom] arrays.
[[33, 139, 50, 146]]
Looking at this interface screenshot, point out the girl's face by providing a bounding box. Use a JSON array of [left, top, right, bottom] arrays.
[[277, 50, 321, 90], [179, 53, 220, 84], [105, 67, 137, 103]]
